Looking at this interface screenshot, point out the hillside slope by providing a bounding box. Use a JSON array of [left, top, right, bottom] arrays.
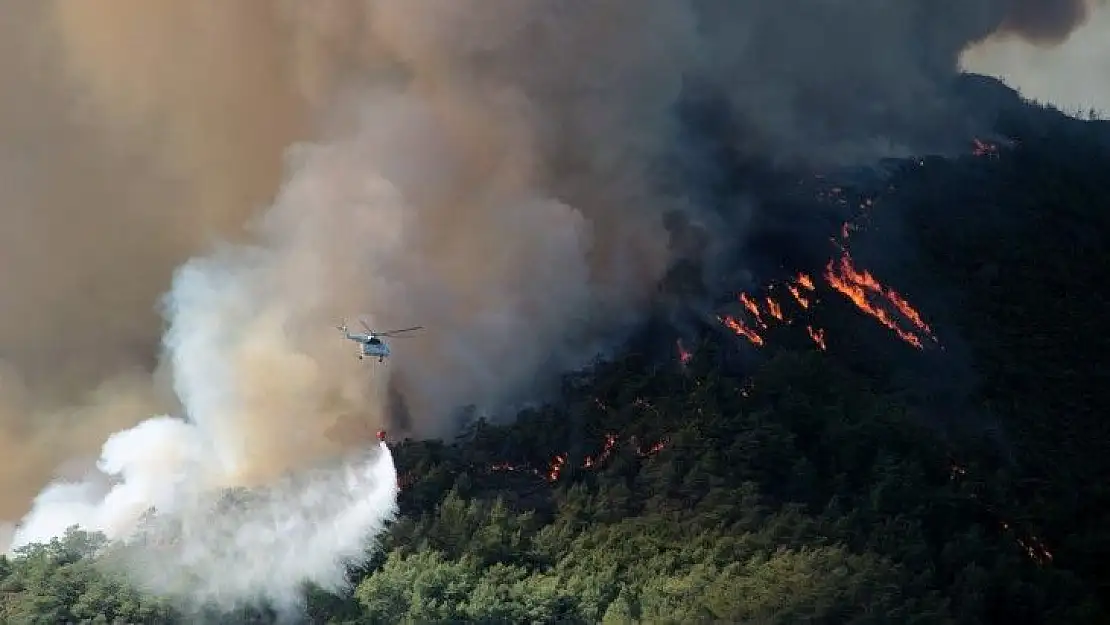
[[2, 79, 1108, 624]]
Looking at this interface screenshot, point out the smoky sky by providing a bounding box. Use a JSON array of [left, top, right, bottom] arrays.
[[1000, 0, 1094, 43], [0, 0, 1096, 525]]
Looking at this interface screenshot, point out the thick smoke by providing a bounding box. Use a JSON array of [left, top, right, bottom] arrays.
[[0, 0, 1098, 607], [997, 0, 1095, 43], [118, 443, 399, 611], [0, 0, 315, 523]]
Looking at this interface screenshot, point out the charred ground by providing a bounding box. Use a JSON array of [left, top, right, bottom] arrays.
[[3, 74, 1109, 624]]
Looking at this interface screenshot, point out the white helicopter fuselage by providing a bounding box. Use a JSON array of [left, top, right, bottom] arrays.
[[338, 321, 422, 362], [360, 340, 391, 358], [345, 331, 391, 360]]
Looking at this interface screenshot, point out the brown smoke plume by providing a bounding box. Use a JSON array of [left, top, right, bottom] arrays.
[[0, 0, 1097, 542], [0, 0, 326, 522], [999, 0, 1094, 44]]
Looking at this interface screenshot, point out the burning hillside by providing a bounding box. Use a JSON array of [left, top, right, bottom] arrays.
[[712, 138, 1006, 355], [720, 218, 938, 353], [2, 1, 1107, 620]]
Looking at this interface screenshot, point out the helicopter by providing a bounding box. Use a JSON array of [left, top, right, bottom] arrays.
[[336, 318, 423, 363]]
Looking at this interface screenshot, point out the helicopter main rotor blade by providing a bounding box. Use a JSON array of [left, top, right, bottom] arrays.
[[358, 318, 373, 333], [377, 326, 424, 337]]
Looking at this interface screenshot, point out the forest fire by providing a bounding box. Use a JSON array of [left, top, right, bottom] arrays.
[[949, 460, 1054, 567], [1000, 521, 1054, 566], [582, 433, 619, 469], [765, 296, 784, 321], [720, 272, 826, 349], [719, 315, 765, 346], [787, 284, 811, 309], [807, 326, 827, 350], [720, 174, 939, 355], [487, 431, 667, 484], [740, 293, 766, 328], [824, 253, 937, 349], [720, 208, 937, 353], [546, 455, 567, 481]]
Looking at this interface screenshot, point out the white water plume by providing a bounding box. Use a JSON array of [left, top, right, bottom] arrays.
[[117, 442, 399, 609], [6, 121, 413, 608]]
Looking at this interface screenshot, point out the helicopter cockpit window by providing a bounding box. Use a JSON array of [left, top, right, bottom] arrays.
[[368, 337, 381, 345]]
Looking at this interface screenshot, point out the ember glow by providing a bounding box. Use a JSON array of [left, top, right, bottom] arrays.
[[1000, 521, 1054, 566], [807, 326, 827, 351], [582, 434, 620, 469], [972, 138, 1000, 157], [676, 340, 693, 365], [485, 432, 667, 484], [949, 461, 1054, 567]]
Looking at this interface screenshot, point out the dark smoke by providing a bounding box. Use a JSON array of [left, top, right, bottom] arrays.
[[1, 0, 1097, 546], [1000, 0, 1093, 44]]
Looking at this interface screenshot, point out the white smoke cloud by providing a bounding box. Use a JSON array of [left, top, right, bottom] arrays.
[[116, 443, 398, 612], [4, 82, 626, 610]]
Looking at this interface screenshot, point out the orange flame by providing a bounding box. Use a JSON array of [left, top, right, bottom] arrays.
[[720, 315, 764, 346], [583, 433, 619, 468], [824, 253, 935, 348], [740, 293, 766, 327], [796, 273, 816, 290], [488, 432, 665, 484], [787, 284, 810, 309], [885, 290, 933, 336], [765, 296, 784, 321]]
